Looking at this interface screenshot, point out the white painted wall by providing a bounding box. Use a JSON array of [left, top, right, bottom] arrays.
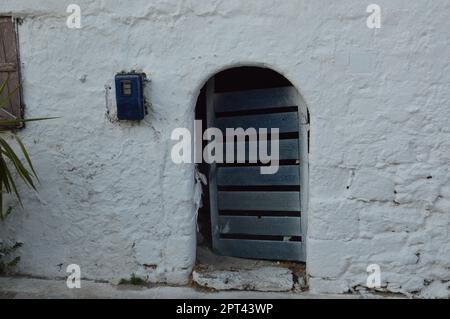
[[0, 0, 449, 297]]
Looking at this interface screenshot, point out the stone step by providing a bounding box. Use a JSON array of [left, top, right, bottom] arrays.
[[192, 266, 294, 292]]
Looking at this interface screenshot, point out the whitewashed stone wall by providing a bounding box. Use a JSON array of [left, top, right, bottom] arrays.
[[0, 0, 449, 297]]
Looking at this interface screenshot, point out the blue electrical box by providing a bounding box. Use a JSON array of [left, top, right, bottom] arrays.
[[115, 72, 146, 121]]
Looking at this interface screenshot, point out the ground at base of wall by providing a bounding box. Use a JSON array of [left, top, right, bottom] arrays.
[[192, 246, 307, 292], [0, 276, 372, 299]]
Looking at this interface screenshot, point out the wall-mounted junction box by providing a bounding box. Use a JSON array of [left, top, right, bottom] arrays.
[[115, 72, 146, 121]]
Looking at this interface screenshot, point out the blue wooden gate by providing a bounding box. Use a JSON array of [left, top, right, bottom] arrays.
[[206, 79, 308, 262]]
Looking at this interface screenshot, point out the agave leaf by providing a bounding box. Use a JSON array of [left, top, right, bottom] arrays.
[[14, 135, 38, 180], [0, 74, 10, 97], [0, 139, 36, 189], [0, 177, 3, 219], [0, 79, 58, 124], [7, 256, 21, 268], [0, 78, 55, 218], [0, 242, 23, 256], [0, 85, 20, 108], [0, 85, 19, 110], [1, 153, 35, 191], [0, 155, 23, 207], [0, 153, 12, 194], [0, 117, 59, 127], [0, 206, 13, 222]]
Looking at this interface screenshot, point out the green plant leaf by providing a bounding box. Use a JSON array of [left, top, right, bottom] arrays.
[[0, 175, 3, 219], [0, 74, 10, 97], [7, 256, 21, 268], [14, 134, 38, 180], [0, 138, 36, 190], [0, 86, 20, 109], [0, 242, 22, 256], [0, 153, 12, 193], [0, 117, 59, 126], [0, 78, 55, 218], [0, 155, 23, 207], [0, 206, 13, 221]]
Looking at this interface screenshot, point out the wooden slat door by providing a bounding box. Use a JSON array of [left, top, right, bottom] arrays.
[[207, 80, 308, 262], [0, 17, 23, 125]]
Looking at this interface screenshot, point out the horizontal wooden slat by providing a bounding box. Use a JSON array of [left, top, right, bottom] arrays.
[[0, 62, 16, 72], [217, 166, 300, 186], [218, 191, 300, 212], [0, 17, 12, 23], [217, 239, 304, 261], [214, 87, 298, 113], [219, 138, 299, 162], [215, 112, 299, 135], [219, 216, 301, 236]]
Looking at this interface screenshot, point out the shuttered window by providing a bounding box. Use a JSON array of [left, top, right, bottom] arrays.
[[0, 17, 23, 128]]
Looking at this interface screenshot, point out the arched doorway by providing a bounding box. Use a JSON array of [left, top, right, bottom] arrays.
[[195, 66, 309, 262]]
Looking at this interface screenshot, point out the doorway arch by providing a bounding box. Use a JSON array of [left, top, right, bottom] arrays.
[[195, 66, 309, 262]]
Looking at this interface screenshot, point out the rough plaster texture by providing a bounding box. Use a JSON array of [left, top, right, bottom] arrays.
[[0, 0, 449, 297]]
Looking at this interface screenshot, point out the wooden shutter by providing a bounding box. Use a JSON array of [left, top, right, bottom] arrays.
[[0, 17, 23, 127]]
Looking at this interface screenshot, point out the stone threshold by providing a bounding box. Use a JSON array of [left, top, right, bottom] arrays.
[[192, 246, 307, 292], [0, 276, 358, 299]]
